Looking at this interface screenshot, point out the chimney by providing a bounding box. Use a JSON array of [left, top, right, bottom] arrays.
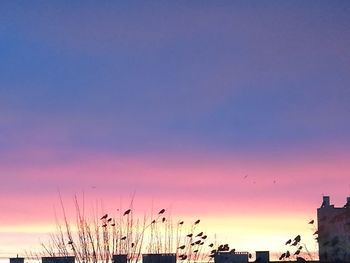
[[321, 196, 330, 207]]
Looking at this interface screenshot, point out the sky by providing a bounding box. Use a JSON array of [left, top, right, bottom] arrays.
[[1, 1, 350, 260]]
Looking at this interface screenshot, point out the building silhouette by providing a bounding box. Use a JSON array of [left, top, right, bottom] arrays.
[[317, 196, 350, 262]]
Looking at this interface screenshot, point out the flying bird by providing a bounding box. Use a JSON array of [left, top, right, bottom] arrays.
[[294, 250, 301, 255], [196, 232, 203, 237], [158, 209, 165, 214], [291, 240, 299, 246], [279, 254, 285, 260], [193, 250, 198, 253], [294, 235, 301, 243], [100, 214, 108, 220], [202, 235, 207, 239], [178, 221, 184, 225], [186, 234, 193, 238], [107, 218, 112, 222], [123, 209, 131, 216], [178, 245, 185, 250], [194, 219, 200, 225], [285, 239, 292, 245]]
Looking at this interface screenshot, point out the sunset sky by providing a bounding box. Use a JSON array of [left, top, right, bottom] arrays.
[[1, 1, 350, 259]]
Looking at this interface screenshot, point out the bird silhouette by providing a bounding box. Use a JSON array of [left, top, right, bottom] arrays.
[[279, 254, 285, 260], [131, 243, 135, 248], [67, 240, 73, 245], [158, 209, 165, 214], [195, 240, 201, 244], [100, 214, 108, 220], [186, 234, 193, 238], [202, 235, 207, 239], [162, 217, 166, 223], [151, 219, 156, 224], [194, 219, 200, 225], [286, 251, 290, 258], [285, 239, 292, 245], [308, 220, 314, 224], [196, 232, 203, 237], [107, 218, 112, 222], [102, 223, 107, 227], [123, 209, 131, 216], [209, 243, 214, 247], [291, 240, 298, 246], [121, 236, 127, 240], [178, 245, 185, 250], [193, 250, 198, 253], [179, 221, 184, 225], [294, 235, 301, 243], [294, 250, 301, 255]]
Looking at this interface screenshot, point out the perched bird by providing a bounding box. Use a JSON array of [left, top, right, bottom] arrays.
[[158, 209, 165, 214], [196, 232, 203, 237], [123, 209, 131, 216], [195, 240, 201, 244], [178, 245, 185, 250], [202, 235, 207, 239], [294, 250, 301, 255], [102, 223, 107, 227], [111, 223, 115, 226], [230, 249, 236, 253], [121, 236, 127, 240], [211, 249, 217, 254], [151, 220, 156, 224], [298, 246, 303, 250], [100, 214, 108, 220], [107, 218, 112, 222], [194, 219, 200, 225], [162, 217, 166, 223], [285, 239, 292, 245], [193, 250, 198, 253], [131, 243, 135, 248], [209, 243, 214, 247], [67, 240, 73, 245], [200, 241, 204, 245], [308, 220, 314, 224], [186, 233, 193, 238], [179, 221, 184, 225], [180, 255, 187, 260]]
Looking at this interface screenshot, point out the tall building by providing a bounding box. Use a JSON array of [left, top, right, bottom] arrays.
[[317, 196, 350, 262]]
